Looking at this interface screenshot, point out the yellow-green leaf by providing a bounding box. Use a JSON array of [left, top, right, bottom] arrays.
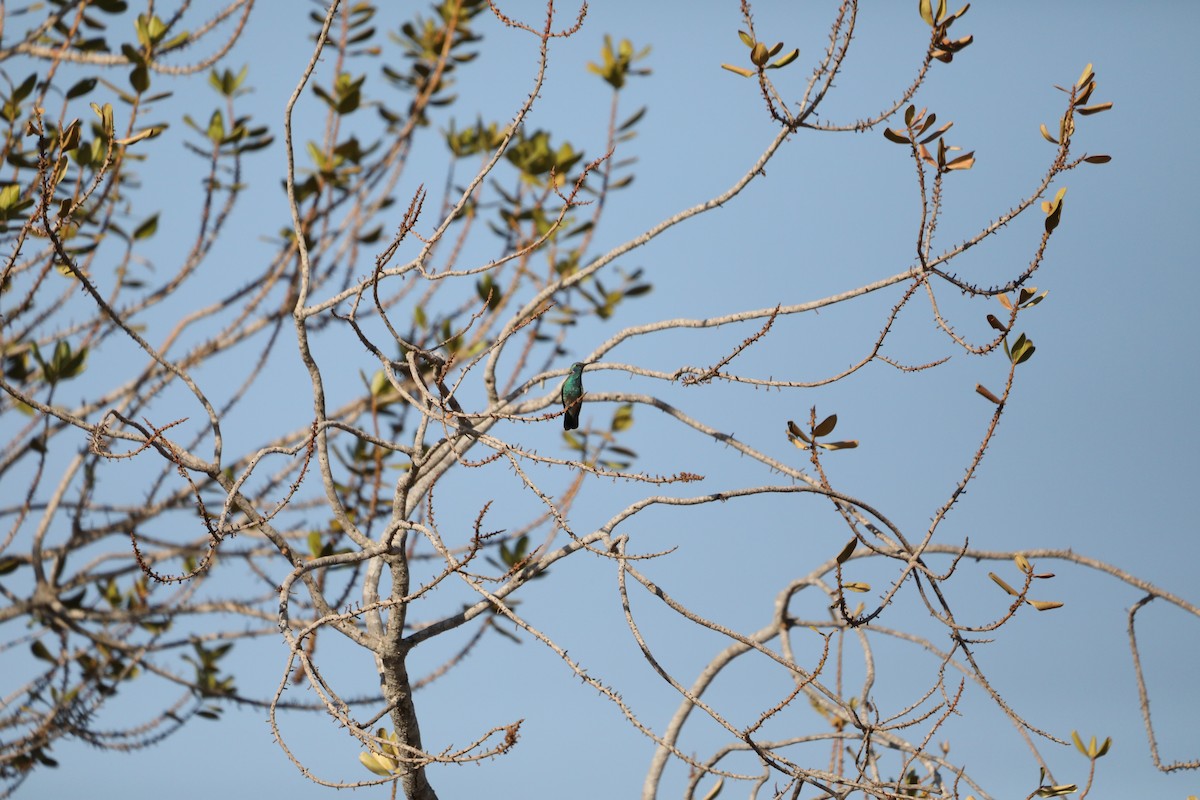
[[0, 184, 20, 210], [1021, 289, 1048, 308], [117, 125, 164, 146], [988, 572, 1017, 596], [359, 751, 395, 776], [1076, 63, 1094, 88], [132, 214, 158, 240], [1012, 336, 1036, 365], [919, 0, 936, 26], [611, 403, 634, 433], [721, 64, 755, 78], [772, 49, 799, 69]]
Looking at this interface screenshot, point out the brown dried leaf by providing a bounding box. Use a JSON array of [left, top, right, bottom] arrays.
[[836, 538, 857, 564], [813, 414, 838, 437], [975, 384, 1002, 404], [1028, 599, 1064, 611]]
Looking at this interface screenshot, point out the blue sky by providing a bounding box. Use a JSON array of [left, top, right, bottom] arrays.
[[13, 1, 1200, 798]]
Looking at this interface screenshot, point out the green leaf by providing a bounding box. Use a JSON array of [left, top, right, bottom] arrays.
[[618, 106, 647, 132], [90, 102, 114, 137], [159, 31, 191, 51], [1008, 332, 1036, 365], [132, 214, 158, 240], [31, 640, 53, 661], [12, 73, 37, 103], [66, 78, 98, 99], [476, 273, 500, 309], [129, 65, 149, 93], [206, 110, 224, 143], [134, 13, 168, 47]]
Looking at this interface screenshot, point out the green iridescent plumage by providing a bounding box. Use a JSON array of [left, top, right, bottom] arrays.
[[561, 362, 585, 430]]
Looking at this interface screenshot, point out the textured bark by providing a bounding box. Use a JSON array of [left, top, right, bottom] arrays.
[[380, 556, 437, 800]]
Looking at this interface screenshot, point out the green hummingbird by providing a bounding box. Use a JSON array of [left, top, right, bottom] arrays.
[[561, 362, 585, 430]]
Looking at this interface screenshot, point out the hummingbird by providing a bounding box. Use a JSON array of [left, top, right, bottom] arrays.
[[561, 362, 585, 430]]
